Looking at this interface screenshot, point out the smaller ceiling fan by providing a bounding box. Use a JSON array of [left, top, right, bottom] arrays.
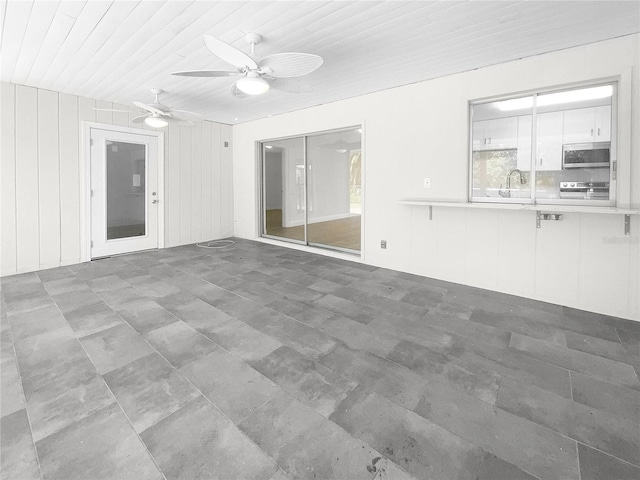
[[94, 88, 202, 128], [132, 88, 203, 127], [172, 33, 323, 97]]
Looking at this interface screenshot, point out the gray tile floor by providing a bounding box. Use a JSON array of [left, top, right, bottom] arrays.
[[1, 238, 639, 480]]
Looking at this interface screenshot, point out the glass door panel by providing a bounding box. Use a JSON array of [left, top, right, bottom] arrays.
[[306, 128, 361, 252], [106, 141, 147, 240], [90, 128, 159, 259], [262, 137, 306, 243]]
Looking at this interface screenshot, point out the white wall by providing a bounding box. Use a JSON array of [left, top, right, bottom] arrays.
[[0, 82, 233, 276], [232, 34, 640, 321]]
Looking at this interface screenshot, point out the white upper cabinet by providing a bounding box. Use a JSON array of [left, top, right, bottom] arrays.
[[536, 111, 564, 171], [562, 105, 611, 144], [472, 117, 518, 150], [516, 115, 532, 170], [594, 105, 611, 141]]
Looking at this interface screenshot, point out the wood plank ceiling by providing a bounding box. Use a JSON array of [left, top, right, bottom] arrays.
[[2, 1, 639, 125]]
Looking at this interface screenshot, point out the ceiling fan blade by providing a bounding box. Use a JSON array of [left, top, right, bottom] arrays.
[[133, 101, 164, 115], [258, 53, 323, 78], [132, 115, 148, 124], [93, 108, 130, 112], [269, 77, 313, 94], [171, 70, 241, 77], [204, 35, 258, 70], [230, 82, 248, 99], [170, 109, 204, 119]]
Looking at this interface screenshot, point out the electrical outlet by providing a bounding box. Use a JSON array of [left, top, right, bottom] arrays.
[[381, 240, 387, 249], [423, 178, 432, 188]]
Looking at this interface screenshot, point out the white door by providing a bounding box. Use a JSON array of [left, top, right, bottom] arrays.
[[90, 128, 159, 258]]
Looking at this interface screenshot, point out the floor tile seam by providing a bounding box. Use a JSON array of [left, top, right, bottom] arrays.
[[576, 441, 582, 480], [454, 343, 640, 408], [333, 382, 543, 480], [356, 346, 597, 456], [613, 326, 628, 345], [472, 370, 640, 462], [235, 387, 420, 480], [497, 379, 640, 461], [374, 324, 521, 387], [4, 314, 46, 480], [468, 302, 627, 338], [465, 303, 622, 341], [568, 370, 574, 401], [408, 399, 581, 480], [129, 338, 283, 476], [506, 340, 640, 387], [576, 439, 640, 471], [563, 343, 640, 371], [193, 279, 348, 353], [74, 341, 169, 480], [461, 312, 576, 348]]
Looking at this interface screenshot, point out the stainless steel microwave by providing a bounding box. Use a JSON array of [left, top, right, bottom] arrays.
[[562, 142, 610, 169]]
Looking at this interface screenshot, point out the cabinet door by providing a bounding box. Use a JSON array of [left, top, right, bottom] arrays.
[[594, 105, 611, 141], [563, 107, 595, 144], [516, 115, 532, 170], [472, 120, 488, 149], [488, 117, 518, 148], [537, 111, 563, 171]]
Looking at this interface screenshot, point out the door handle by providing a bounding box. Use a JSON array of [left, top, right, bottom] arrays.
[[152, 199, 158, 204]]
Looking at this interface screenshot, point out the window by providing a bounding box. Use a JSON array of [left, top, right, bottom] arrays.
[[470, 82, 616, 206]]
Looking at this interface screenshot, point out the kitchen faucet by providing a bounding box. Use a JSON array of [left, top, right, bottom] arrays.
[[499, 168, 527, 198]]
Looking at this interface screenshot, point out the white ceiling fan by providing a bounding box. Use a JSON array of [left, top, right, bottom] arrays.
[[172, 33, 323, 97], [132, 88, 203, 127], [95, 88, 202, 128]]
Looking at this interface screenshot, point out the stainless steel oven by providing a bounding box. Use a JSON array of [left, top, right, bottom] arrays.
[[562, 142, 610, 169], [559, 181, 609, 200]]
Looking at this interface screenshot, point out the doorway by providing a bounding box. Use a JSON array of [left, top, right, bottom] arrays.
[[88, 126, 162, 258], [261, 127, 362, 254]]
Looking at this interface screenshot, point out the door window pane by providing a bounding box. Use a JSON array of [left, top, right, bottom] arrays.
[[106, 141, 146, 240]]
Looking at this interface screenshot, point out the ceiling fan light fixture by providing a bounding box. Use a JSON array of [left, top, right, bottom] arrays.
[[236, 74, 270, 95], [145, 115, 168, 128]]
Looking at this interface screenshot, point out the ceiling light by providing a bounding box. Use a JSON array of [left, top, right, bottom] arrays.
[[496, 85, 612, 111], [538, 85, 612, 107], [236, 73, 270, 95], [145, 114, 168, 128], [264, 145, 273, 149]]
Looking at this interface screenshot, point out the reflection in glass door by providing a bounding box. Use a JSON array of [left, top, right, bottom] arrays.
[[307, 128, 361, 251], [262, 137, 306, 243], [261, 127, 362, 254], [107, 141, 147, 240]]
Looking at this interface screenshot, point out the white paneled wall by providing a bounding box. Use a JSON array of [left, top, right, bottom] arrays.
[[233, 34, 639, 321], [0, 82, 233, 276]]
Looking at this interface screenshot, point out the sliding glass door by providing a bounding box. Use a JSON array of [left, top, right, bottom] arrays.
[[262, 137, 305, 243], [261, 127, 362, 254]]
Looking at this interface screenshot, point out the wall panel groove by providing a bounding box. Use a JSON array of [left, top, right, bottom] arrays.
[[0, 81, 232, 276], [0, 83, 17, 275]]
